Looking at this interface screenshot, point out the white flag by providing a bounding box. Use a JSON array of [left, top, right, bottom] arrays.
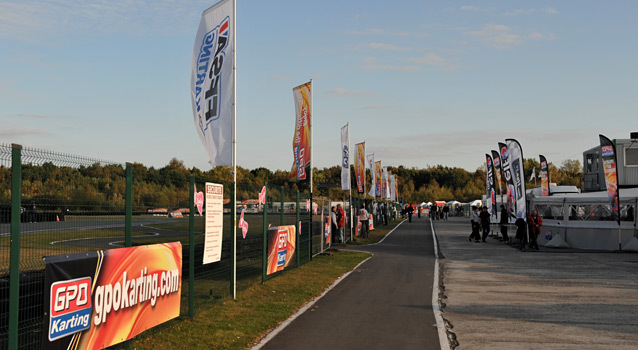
[[382, 167, 390, 199], [367, 154, 375, 197], [529, 167, 536, 182], [341, 124, 350, 190], [190, 0, 235, 166], [506, 139, 527, 220]]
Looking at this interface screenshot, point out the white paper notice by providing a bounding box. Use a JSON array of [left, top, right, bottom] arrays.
[[203, 182, 224, 264]]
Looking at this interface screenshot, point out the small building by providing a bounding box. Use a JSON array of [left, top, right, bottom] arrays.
[[583, 136, 638, 192]]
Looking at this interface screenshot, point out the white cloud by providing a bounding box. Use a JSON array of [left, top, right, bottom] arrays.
[[407, 53, 446, 66], [326, 88, 373, 96], [504, 9, 536, 16], [0, 125, 47, 137], [460, 5, 479, 11], [468, 24, 523, 48], [361, 57, 421, 71], [529, 32, 557, 40], [544, 7, 558, 14], [357, 43, 410, 51]]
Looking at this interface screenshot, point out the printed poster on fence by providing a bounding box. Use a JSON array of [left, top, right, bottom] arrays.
[[266, 225, 297, 275], [42, 243, 182, 350], [204, 182, 224, 264]]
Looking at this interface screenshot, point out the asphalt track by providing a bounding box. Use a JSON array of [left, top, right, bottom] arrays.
[[259, 215, 440, 350]]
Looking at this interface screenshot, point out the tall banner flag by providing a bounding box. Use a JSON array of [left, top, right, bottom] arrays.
[[390, 174, 397, 201], [341, 124, 350, 190], [291, 82, 312, 181], [382, 167, 390, 199], [367, 154, 375, 197], [499, 142, 515, 214], [539, 155, 550, 196], [374, 161, 383, 197], [355, 142, 365, 193], [506, 139, 527, 220], [394, 175, 398, 201], [599, 135, 620, 224], [485, 154, 496, 215], [491, 150, 503, 197], [190, 0, 235, 166]]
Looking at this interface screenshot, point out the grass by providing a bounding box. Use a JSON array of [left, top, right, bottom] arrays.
[[348, 218, 403, 245], [125, 250, 370, 350]]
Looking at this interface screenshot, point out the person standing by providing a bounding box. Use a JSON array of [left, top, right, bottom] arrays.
[[330, 206, 338, 243], [443, 205, 449, 220], [527, 209, 543, 251], [407, 204, 413, 223], [359, 204, 369, 238], [431, 205, 438, 221], [515, 218, 528, 251], [336, 204, 346, 243], [469, 206, 480, 242], [499, 205, 514, 243], [480, 206, 491, 242]]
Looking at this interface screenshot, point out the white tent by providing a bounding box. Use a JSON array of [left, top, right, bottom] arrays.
[[467, 199, 482, 207]]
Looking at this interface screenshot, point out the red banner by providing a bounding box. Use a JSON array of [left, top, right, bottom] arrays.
[[267, 225, 297, 275]]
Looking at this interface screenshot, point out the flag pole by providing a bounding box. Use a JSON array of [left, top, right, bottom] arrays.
[[348, 123, 352, 242], [231, 0, 237, 300], [310, 79, 313, 196]]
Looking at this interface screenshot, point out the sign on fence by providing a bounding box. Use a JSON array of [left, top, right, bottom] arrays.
[[204, 182, 224, 264], [266, 225, 297, 275], [42, 242, 182, 349]]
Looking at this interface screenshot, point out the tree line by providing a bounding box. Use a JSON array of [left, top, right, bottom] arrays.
[[0, 158, 583, 211]]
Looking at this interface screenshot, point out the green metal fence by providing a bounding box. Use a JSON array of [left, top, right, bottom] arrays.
[[0, 144, 318, 350]]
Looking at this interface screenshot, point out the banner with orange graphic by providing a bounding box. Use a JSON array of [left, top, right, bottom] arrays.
[[374, 161, 382, 197], [266, 225, 297, 275], [291, 82, 312, 180], [43, 243, 182, 349], [354, 142, 365, 193]]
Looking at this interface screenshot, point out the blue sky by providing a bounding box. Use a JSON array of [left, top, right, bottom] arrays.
[[1, 0, 636, 172]]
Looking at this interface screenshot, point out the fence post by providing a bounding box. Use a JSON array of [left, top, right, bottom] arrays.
[[189, 176, 195, 317], [262, 184, 268, 283], [296, 190, 300, 267], [8, 144, 22, 350], [280, 186, 284, 226], [125, 163, 132, 247]]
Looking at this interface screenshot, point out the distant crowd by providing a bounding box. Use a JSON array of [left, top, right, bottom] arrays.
[[468, 205, 543, 252]]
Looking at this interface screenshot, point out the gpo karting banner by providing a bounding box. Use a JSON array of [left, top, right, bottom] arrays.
[[266, 225, 297, 275], [374, 161, 382, 197], [539, 155, 550, 197], [506, 138, 527, 219], [43, 243, 182, 349], [354, 142, 365, 193], [291, 81, 312, 181], [485, 154, 495, 215], [599, 135, 620, 224], [190, 0, 234, 166], [499, 142, 515, 214], [341, 124, 350, 191]]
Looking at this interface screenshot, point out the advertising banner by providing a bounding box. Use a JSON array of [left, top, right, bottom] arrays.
[[369, 214, 374, 231], [486, 154, 495, 215], [539, 155, 550, 197], [599, 135, 620, 224], [367, 154, 375, 197], [499, 142, 515, 214], [506, 139, 527, 219], [390, 174, 396, 201], [291, 82, 312, 180], [374, 161, 382, 197], [382, 167, 389, 199], [204, 182, 224, 264], [190, 0, 234, 166], [266, 225, 297, 275], [355, 142, 365, 193], [356, 217, 361, 236], [341, 124, 350, 190], [491, 150, 503, 197], [43, 243, 182, 349]]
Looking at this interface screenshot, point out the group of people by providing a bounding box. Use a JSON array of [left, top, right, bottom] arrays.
[[469, 205, 543, 251], [330, 204, 346, 243], [430, 204, 450, 221]]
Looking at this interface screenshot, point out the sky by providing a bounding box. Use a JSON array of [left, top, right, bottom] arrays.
[[1, 0, 636, 172]]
